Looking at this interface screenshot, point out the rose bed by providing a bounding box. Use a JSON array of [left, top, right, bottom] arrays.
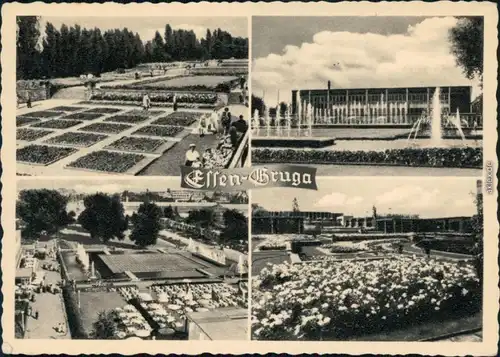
[[17, 128, 54, 141], [67, 150, 145, 173], [17, 117, 41, 127], [60, 112, 103, 121], [19, 110, 64, 118], [252, 147, 482, 168], [17, 145, 77, 164], [79, 122, 133, 134], [252, 256, 480, 340], [45, 132, 109, 147], [106, 136, 165, 153], [32, 119, 83, 129], [152, 111, 203, 127], [132, 125, 184, 138]]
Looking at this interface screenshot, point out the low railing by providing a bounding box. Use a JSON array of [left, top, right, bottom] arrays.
[[227, 129, 249, 169]]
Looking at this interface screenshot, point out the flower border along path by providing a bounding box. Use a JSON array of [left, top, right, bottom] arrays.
[[251, 147, 482, 169]]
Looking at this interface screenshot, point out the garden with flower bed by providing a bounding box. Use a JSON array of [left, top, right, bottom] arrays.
[[83, 107, 123, 114], [79, 122, 133, 134], [132, 125, 184, 138], [45, 132, 109, 147], [106, 136, 165, 154], [252, 147, 482, 168], [17, 117, 41, 127], [17, 128, 54, 141], [49, 106, 84, 112], [32, 119, 83, 129], [61, 112, 104, 121], [67, 150, 145, 173], [152, 111, 203, 127], [19, 110, 64, 118], [251, 256, 481, 340], [17, 145, 77, 165], [89, 91, 218, 108]]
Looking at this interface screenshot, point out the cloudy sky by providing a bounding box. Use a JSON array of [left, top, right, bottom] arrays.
[[253, 178, 479, 218], [17, 179, 182, 194], [252, 16, 482, 107], [40, 16, 248, 43]]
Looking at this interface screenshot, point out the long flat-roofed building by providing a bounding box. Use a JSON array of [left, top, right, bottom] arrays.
[[291, 85, 481, 127]]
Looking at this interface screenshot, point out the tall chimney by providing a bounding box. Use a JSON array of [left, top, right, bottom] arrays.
[[328, 81, 331, 90]]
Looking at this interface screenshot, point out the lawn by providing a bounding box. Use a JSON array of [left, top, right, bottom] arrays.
[[61, 112, 104, 121], [67, 150, 145, 173], [32, 119, 83, 129], [45, 132, 109, 147], [132, 125, 184, 138], [17, 128, 54, 141], [19, 110, 65, 118], [79, 122, 133, 134], [78, 290, 127, 334], [17, 145, 77, 165], [17, 117, 41, 127], [106, 136, 165, 153]]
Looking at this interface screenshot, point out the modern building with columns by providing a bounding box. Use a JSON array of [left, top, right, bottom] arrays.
[[291, 85, 481, 127]]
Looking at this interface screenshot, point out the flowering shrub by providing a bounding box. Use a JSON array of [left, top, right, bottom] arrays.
[[323, 241, 369, 253], [252, 256, 480, 340], [252, 147, 483, 168]]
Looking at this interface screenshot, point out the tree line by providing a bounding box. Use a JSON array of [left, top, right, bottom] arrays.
[[17, 189, 247, 248], [17, 16, 248, 80]]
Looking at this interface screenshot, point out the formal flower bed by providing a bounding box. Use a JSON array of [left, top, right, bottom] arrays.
[[82, 107, 123, 114], [322, 241, 369, 253], [125, 109, 164, 117], [189, 67, 248, 76], [90, 91, 218, 105], [80, 100, 216, 109], [106, 136, 165, 153], [19, 110, 64, 118], [103, 75, 237, 93], [67, 150, 145, 173], [104, 115, 150, 124], [17, 128, 54, 141], [45, 132, 109, 147], [252, 147, 482, 168], [202, 147, 234, 169], [61, 112, 103, 121], [17, 145, 77, 164], [152, 111, 203, 127], [48, 106, 83, 112], [32, 119, 83, 129], [17, 117, 41, 127], [252, 256, 480, 340], [79, 122, 132, 134], [132, 125, 184, 138]]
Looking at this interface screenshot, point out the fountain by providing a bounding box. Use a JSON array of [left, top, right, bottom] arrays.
[[253, 109, 260, 136], [286, 106, 292, 137], [430, 87, 443, 145], [265, 109, 271, 137], [76, 243, 89, 271], [275, 105, 281, 135], [306, 103, 313, 136]]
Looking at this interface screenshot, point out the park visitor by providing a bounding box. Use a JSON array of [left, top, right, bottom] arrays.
[[142, 94, 151, 111], [173, 94, 178, 112], [221, 108, 232, 135], [209, 109, 219, 134], [231, 115, 248, 133], [198, 115, 207, 137], [184, 144, 200, 166]]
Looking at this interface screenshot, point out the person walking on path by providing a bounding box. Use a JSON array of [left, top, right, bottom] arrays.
[[26, 94, 32, 108], [142, 93, 151, 111], [198, 115, 207, 137], [221, 108, 232, 135], [239, 76, 245, 89], [173, 94, 178, 112]]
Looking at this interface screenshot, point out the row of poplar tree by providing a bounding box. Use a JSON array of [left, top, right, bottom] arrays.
[[17, 16, 249, 80]]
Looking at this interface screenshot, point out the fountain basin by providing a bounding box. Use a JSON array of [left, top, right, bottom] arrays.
[[252, 137, 336, 148]]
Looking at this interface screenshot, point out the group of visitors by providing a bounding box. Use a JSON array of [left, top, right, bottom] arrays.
[[142, 93, 178, 112], [185, 108, 248, 168]]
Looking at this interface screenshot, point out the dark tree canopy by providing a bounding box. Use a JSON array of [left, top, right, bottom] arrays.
[[77, 193, 127, 243], [186, 208, 216, 228], [92, 311, 117, 339], [251, 95, 266, 117], [130, 202, 163, 248], [17, 189, 72, 238], [17, 16, 249, 80], [449, 17, 484, 83], [220, 209, 248, 244]]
